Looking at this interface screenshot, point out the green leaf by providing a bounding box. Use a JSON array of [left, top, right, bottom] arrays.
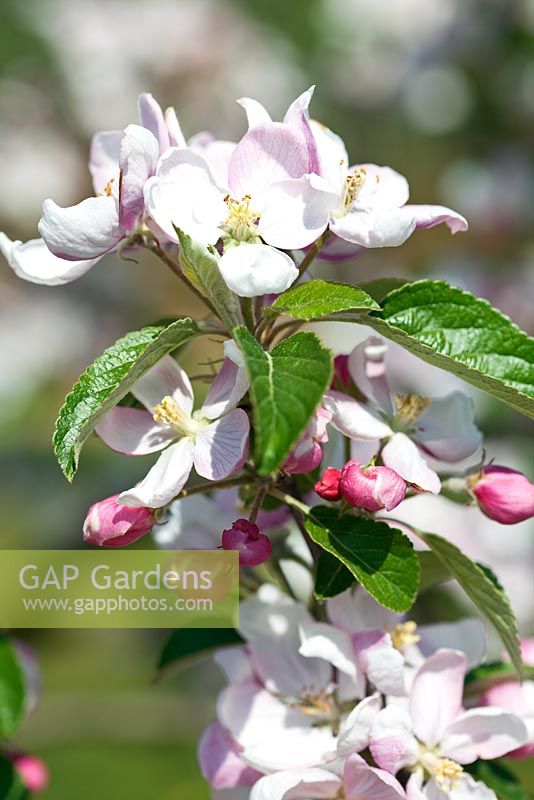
[[470, 761, 531, 800], [234, 327, 333, 476], [418, 551, 451, 592], [0, 635, 26, 738], [314, 551, 354, 600], [304, 507, 420, 612], [177, 230, 244, 332], [158, 628, 243, 674], [418, 531, 522, 675], [367, 279, 534, 418], [264, 279, 379, 320], [358, 277, 408, 303], [54, 317, 200, 480]]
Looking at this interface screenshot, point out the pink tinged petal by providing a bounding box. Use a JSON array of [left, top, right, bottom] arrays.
[[338, 693, 382, 757], [119, 437, 195, 509], [228, 123, 309, 199], [354, 630, 407, 696], [348, 337, 394, 415], [0, 234, 99, 286], [406, 204, 468, 234], [89, 130, 121, 194], [284, 438, 323, 475], [327, 586, 401, 635], [309, 119, 349, 192], [193, 409, 250, 481], [425, 775, 498, 800], [214, 646, 256, 684], [119, 124, 159, 233], [370, 705, 419, 774], [298, 621, 358, 680], [38, 195, 121, 260], [410, 649, 467, 748], [284, 86, 321, 174], [382, 433, 441, 494], [198, 721, 261, 789], [417, 620, 487, 670], [356, 165, 410, 209], [164, 106, 187, 148], [406, 771, 427, 800], [95, 406, 175, 455], [138, 92, 170, 154], [144, 149, 226, 245], [341, 462, 406, 513], [237, 97, 272, 128], [440, 707, 528, 764], [258, 175, 338, 249], [201, 359, 250, 420], [323, 390, 393, 441], [132, 355, 194, 415], [330, 206, 416, 248], [415, 393, 482, 462], [343, 756, 407, 800], [219, 243, 298, 298], [251, 769, 341, 800]]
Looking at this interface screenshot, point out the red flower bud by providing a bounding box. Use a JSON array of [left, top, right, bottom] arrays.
[[83, 494, 155, 546], [221, 519, 272, 567], [314, 468, 342, 501], [12, 753, 49, 794], [340, 460, 406, 512], [470, 466, 534, 525]]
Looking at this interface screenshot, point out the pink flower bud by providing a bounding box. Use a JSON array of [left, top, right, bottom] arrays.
[[470, 466, 534, 524], [340, 460, 406, 512], [221, 519, 272, 567], [333, 354, 351, 390], [314, 468, 342, 501], [83, 494, 155, 546], [12, 753, 49, 794], [283, 407, 331, 474]]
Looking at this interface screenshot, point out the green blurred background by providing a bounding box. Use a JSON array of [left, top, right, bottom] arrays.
[[0, 0, 533, 796]]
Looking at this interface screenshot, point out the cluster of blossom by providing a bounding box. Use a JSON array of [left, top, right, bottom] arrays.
[[196, 585, 532, 800]]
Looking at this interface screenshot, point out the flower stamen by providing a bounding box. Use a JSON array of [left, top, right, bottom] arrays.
[[394, 393, 431, 426], [420, 751, 463, 791], [224, 194, 261, 242], [153, 396, 199, 436], [389, 620, 421, 651], [342, 167, 367, 209]]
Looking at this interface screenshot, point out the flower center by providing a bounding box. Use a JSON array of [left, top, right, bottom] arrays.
[[223, 194, 261, 242], [388, 620, 421, 652], [419, 750, 463, 792], [152, 396, 200, 437], [282, 687, 337, 723], [342, 167, 367, 209], [394, 393, 431, 427], [98, 178, 115, 198]]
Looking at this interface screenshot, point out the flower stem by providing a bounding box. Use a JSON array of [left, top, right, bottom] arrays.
[[297, 228, 333, 277], [267, 488, 312, 516], [172, 475, 251, 502]]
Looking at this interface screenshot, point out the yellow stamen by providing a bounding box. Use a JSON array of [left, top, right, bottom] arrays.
[[153, 396, 198, 436], [389, 620, 421, 651], [394, 393, 431, 426], [224, 194, 261, 242], [342, 167, 367, 209], [420, 751, 463, 791], [285, 688, 335, 718]]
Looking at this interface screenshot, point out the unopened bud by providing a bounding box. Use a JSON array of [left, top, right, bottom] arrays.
[[221, 519, 272, 566], [340, 460, 406, 512], [83, 494, 155, 546], [470, 466, 534, 525], [314, 468, 342, 501]]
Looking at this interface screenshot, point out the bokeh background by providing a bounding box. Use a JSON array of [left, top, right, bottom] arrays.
[[0, 0, 533, 797]]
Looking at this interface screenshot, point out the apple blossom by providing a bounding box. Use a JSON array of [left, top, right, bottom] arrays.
[[95, 354, 249, 508], [283, 406, 331, 474], [11, 753, 49, 794], [221, 519, 272, 566], [314, 467, 342, 501], [468, 465, 534, 524], [340, 459, 407, 511], [83, 493, 155, 546]]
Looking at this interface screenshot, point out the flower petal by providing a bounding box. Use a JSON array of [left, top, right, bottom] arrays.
[[417, 619, 487, 670], [193, 408, 249, 481], [96, 406, 174, 455], [370, 704, 419, 774], [218, 243, 298, 298], [237, 97, 272, 128], [198, 721, 260, 789], [258, 174, 338, 249], [119, 124, 159, 232], [119, 437, 195, 508], [38, 195, 121, 260], [441, 707, 528, 764], [309, 119, 348, 192], [424, 774, 498, 800], [298, 621, 358, 680], [323, 390, 393, 441], [131, 355, 194, 415], [338, 693, 382, 757], [415, 392, 482, 463], [354, 630, 407, 696], [164, 106, 187, 148], [228, 122, 309, 199], [0, 234, 99, 286], [348, 337, 394, 415], [330, 206, 416, 248], [284, 86, 321, 174], [138, 92, 170, 154], [356, 165, 410, 210], [409, 649, 467, 748], [327, 586, 401, 635], [201, 359, 250, 420], [343, 756, 407, 800], [89, 130, 121, 195], [250, 769, 341, 800], [406, 204, 468, 234], [382, 433, 441, 494]]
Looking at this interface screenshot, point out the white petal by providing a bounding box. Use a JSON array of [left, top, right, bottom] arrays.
[[298, 621, 358, 679], [193, 409, 249, 481], [323, 390, 393, 442], [415, 393, 482, 463], [258, 174, 338, 249], [338, 693, 382, 756], [356, 165, 410, 209], [417, 619, 487, 670], [164, 106, 187, 149], [132, 355, 194, 415], [89, 130, 121, 195], [330, 206, 416, 248], [309, 119, 348, 192], [237, 97, 272, 128], [201, 359, 250, 420], [251, 769, 341, 800], [441, 707, 528, 764], [407, 204, 468, 234], [364, 639, 407, 696], [425, 775, 497, 800], [218, 244, 298, 298], [119, 438, 195, 508], [0, 234, 99, 286], [382, 433, 441, 494], [370, 704, 419, 774], [96, 406, 174, 455], [347, 337, 394, 415], [214, 646, 255, 684], [38, 195, 121, 260], [326, 586, 401, 634], [410, 649, 467, 747], [119, 123, 159, 232]]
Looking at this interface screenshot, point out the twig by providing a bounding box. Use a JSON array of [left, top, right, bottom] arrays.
[[172, 476, 252, 502]]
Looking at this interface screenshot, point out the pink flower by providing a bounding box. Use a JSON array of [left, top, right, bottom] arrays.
[[340, 460, 406, 512], [83, 494, 155, 546], [469, 465, 534, 524], [222, 519, 272, 567], [370, 649, 527, 797], [96, 353, 249, 509], [283, 407, 331, 474], [332, 354, 351, 390], [198, 721, 261, 789], [314, 468, 342, 501], [11, 753, 49, 794]]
